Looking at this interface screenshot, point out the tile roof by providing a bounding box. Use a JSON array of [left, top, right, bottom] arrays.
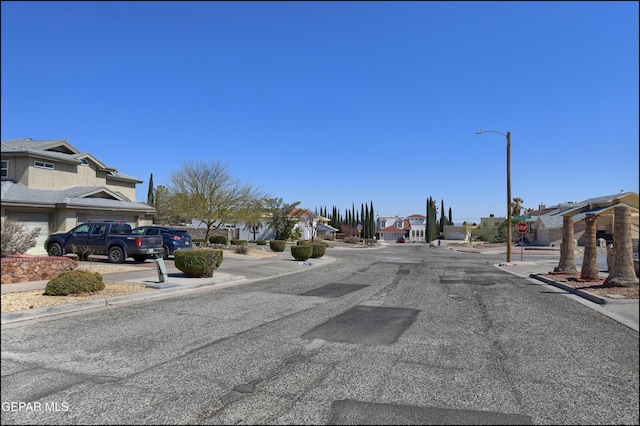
[[379, 225, 406, 233], [1, 181, 155, 212], [1, 138, 142, 183]]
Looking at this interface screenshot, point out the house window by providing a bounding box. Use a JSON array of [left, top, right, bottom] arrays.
[[0, 160, 7, 178], [34, 160, 54, 170], [80, 159, 89, 166]]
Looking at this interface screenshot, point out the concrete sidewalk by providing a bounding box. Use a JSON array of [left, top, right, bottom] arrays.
[[1, 252, 336, 324]]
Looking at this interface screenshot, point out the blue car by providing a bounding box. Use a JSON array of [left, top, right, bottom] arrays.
[[132, 226, 193, 259]]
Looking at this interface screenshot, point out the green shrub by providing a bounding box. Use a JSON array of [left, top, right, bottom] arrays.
[[174, 249, 223, 278], [310, 243, 326, 258], [44, 270, 105, 296], [230, 239, 248, 246], [256, 240, 267, 245], [269, 240, 286, 252], [291, 245, 313, 261], [296, 240, 309, 245], [209, 235, 227, 245]]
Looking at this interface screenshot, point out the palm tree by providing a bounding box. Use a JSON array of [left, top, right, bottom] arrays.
[[555, 215, 576, 273], [580, 214, 599, 280], [604, 205, 638, 287], [511, 197, 524, 217]]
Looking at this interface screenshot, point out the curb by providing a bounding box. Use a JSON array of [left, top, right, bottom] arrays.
[[0, 277, 248, 325], [1, 255, 337, 325], [529, 274, 606, 305]]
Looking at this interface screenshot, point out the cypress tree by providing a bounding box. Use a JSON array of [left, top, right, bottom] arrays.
[[364, 203, 370, 238], [448, 207, 453, 226], [426, 198, 432, 241], [370, 201, 376, 238], [147, 173, 155, 206]]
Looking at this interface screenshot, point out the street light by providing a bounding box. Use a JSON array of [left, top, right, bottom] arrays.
[[476, 130, 512, 262]]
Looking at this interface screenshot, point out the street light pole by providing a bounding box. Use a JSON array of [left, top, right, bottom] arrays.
[[476, 130, 512, 262]]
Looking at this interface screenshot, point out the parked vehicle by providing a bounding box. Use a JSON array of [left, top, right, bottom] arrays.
[[131, 226, 193, 259], [45, 221, 163, 263], [397, 237, 405, 243]]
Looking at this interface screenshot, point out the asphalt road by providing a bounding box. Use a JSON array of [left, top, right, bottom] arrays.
[[1, 245, 638, 425]]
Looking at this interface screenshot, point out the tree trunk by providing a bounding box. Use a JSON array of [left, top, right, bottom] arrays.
[[604, 206, 639, 287], [555, 215, 577, 273], [580, 214, 599, 280]]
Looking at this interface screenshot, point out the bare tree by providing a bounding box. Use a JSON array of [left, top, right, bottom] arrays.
[[1, 217, 41, 257], [167, 160, 263, 242]]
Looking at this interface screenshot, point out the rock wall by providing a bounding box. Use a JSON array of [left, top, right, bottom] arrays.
[[1, 256, 77, 284]]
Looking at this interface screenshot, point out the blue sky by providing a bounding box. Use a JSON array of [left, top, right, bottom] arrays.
[[2, 1, 638, 225]]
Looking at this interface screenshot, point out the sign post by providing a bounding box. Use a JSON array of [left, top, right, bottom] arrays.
[[516, 222, 528, 261]]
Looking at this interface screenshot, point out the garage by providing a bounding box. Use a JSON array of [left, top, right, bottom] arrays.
[[77, 214, 137, 228], [7, 211, 51, 255]]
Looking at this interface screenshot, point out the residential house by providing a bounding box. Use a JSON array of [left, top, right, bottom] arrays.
[[475, 192, 639, 247], [1, 138, 156, 254], [406, 214, 426, 242], [295, 211, 338, 240], [376, 215, 407, 242]]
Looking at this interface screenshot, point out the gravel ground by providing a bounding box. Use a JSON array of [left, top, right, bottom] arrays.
[[1, 248, 277, 314], [538, 273, 639, 299]]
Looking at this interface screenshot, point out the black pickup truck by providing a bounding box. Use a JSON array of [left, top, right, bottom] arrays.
[[44, 221, 164, 263]]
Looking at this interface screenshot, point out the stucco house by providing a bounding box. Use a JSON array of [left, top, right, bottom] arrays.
[[1, 138, 156, 254], [523, 192, 639, 247]]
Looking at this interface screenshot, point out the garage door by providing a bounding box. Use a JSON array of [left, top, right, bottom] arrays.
[[77, 215, 137, 228], [8, 212, 51, 255]]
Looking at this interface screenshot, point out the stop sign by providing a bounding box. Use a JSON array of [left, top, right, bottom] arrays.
[[517, 222, 528, 234]]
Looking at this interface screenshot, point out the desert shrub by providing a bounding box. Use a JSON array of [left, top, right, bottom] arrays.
[[44, 270, 105, 296], [230, 239, 248, 246], [291, 245, 313, 261], [269, 240, 286, 252], [174, 249, 223, 278], [296, 240, 309, 245], [235, 244, 249, 254], [209, 235, 227, 245], [310, 243, 326, 258], [1, 217, 41, 257], [256, 240, 267, 245], [344, 236, 360, 244]]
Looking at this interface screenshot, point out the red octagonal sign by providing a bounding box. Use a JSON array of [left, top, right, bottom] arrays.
[[517, 222, 528, 234]]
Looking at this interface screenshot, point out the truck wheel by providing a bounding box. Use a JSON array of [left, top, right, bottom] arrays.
[[162, 245, 170, 260], [47, 243, 63, 257], [108, 246, 126, 264]]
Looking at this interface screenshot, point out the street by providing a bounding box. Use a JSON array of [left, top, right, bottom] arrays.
[[1, 244, 638, 425]]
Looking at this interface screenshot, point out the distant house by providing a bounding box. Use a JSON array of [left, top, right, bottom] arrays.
[[529, 192, 639, 247], [476, 192, 639, 247], [1, 138, 156, 254], [406, 214, 426, 242]]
